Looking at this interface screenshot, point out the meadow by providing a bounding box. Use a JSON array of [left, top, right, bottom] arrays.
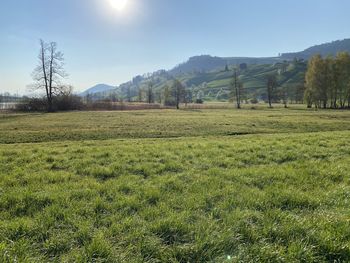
[[1, 107, 350, 262], [2, 106, 350, 144]]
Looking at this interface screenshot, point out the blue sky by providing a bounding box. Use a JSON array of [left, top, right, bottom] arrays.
[[1, 0, 350, 93]]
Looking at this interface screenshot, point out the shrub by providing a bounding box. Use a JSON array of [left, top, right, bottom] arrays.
[[250, 98, 259, 104], [53, 95, 84, 111], [16, 98, 47, 112], [16, 95, 84, 112]]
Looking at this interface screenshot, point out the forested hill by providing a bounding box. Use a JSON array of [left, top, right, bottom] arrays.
[[101, 60, 306, 102], [170, 39, 350, 75], [169, 55, 281, 75], [159, 60, 306, 102], [281, 39, 350, 60], [79, 84, 116, 97]]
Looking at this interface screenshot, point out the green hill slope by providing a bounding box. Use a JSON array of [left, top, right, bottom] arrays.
[[92, 60, 307, 102], [158, 60, 306, 101], [82, 38, 350, 102]]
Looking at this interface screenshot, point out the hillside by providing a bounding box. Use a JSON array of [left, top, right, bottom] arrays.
[[281, 38, 350, 60], [79, 84, 116, 97], [81, 38, 350, 101], [93, 60, 306, 102], [174, 61, 306, 101], [172, 38, 350, 75], [170, 55, 281, 75]]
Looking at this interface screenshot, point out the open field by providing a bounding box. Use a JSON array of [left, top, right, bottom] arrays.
[[1, 107, 350, 262], [2, 106, 350, 144]]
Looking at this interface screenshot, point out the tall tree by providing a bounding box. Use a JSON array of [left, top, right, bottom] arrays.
[[281, 86, 288, 108], [334, 52, 350, 108], [267, 75, 277, 108], [137, 87, 143, 102], [172, 79, 185, 109], [146, 82, 154, 104], [230, 68, 242, 109], [163, 85, 172, 106], [155, 89, 163, 104], [305, 55, 333, 108], [294, 83, 305, 104], [305, 55, 323, 108], [323, 56, 334, 108], [32, 40, 66, 112], [185, 89, 193, 104], [126, 86, 132, 102]]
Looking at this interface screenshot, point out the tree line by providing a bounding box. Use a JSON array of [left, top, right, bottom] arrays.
[[305, 52, 350, 109], [131, 80, 202, 109], [229, 60, 307, 109]]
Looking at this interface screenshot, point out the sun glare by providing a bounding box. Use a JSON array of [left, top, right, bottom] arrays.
[[109, 0, 128, 11]]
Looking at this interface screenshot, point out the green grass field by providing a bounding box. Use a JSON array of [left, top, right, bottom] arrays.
[[1, 107, 350, 262]]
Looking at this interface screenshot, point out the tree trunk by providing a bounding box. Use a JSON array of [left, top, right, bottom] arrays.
[[234, 69, 241, 109], [47, 98, 54, 112], [40, 41, 50, 112]]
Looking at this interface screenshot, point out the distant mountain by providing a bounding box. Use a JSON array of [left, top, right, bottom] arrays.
[[170, 55, 281, 75], [281, 39, 350, 60], [79, 84, 116, 97]]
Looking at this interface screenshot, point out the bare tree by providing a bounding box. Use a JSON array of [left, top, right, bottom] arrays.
[[172, 79, 185, 109], [138, 87, 143, 102], [267, 75, 277, 108], [163, 85, 172, 106], [185, 89, 193, 105], [155, 89, 163, 104], [146, 82, 154, 104], [32, 40, 66, 112], [126, 86, 132, 102], [280, 86, 288, 108], [230, 68, 242, 109]]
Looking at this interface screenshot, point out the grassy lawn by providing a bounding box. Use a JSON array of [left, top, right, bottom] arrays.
[[1, 108, 350, 262], [1, 107, 350, 144]]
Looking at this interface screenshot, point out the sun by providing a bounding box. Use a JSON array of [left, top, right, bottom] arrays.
[[109, 0, 128, 11]]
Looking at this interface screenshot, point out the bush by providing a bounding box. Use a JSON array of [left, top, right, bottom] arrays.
[[53, 95, 84, 111], [195, 99, 204, 104], [250, 98, 259, 104], [16, 95, 84, 112], [16, 98, 47, 112], [164, 99, 176, 107]]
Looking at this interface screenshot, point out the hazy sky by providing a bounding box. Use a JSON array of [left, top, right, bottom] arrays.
[[1, 0, 350, 93]]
